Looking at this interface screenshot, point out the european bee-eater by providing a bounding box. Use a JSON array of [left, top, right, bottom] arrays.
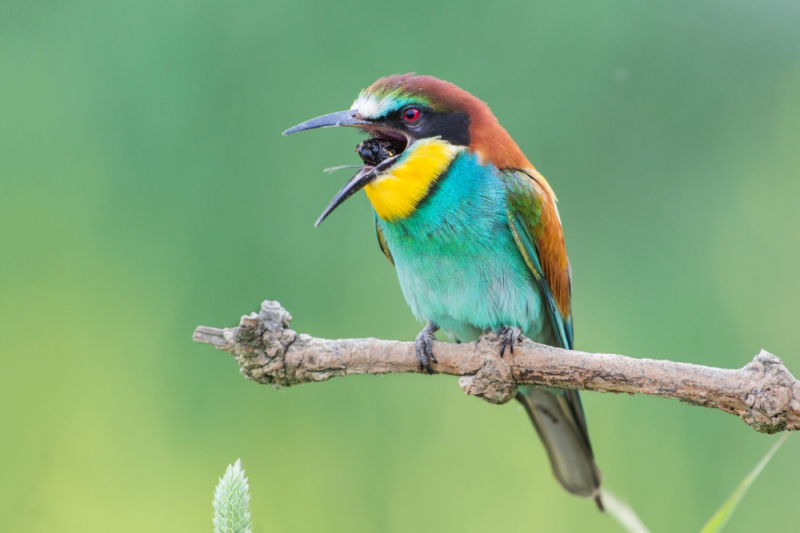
[[284, 74, 603, 508]]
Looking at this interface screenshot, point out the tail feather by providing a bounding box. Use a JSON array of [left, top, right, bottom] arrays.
[[516, 388, 603, 510]]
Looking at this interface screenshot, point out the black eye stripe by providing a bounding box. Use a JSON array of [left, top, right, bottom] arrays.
[[385, 107, 471, 147], [419, 112, 471, 146]]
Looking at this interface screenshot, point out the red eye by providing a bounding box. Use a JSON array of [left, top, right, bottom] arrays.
[[403, 107, 421, 122]]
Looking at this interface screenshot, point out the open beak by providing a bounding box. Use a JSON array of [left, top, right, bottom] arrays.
[[282, 109, 371, 135], [284, 109, 395, 226]]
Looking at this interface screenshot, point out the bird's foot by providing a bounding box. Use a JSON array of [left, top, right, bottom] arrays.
[[415, 321, 439, 374], [498, 326, 521, 357]]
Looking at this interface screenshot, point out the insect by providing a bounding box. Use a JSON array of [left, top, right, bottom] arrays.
[[356, 138, 401, 167]]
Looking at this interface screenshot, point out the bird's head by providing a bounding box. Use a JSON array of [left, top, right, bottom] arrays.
[[284, 74, 532, 225]]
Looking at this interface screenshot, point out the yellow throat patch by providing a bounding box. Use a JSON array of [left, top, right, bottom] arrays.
[[365, 137, 462, 222]]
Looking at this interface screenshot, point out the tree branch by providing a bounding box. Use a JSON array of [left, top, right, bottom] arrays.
[[193, 300, 800, 434]]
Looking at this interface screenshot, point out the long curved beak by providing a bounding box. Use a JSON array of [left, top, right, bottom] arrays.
[[315, 155, 400, 227], [315, 166, 375, 227], [283, 109, 371, 136]]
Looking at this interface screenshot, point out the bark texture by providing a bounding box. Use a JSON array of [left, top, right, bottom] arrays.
[[193, 301, 800, 434]]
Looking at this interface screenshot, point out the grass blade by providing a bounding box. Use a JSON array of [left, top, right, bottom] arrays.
[[601, 489, 652, 533], [699, 433, 789, 533]]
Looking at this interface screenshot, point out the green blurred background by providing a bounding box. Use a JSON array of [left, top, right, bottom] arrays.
[[2, 0, 799, 531]]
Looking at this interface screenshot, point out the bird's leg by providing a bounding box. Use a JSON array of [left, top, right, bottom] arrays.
[[415, 321, 439, 374], [498, 326, 521, 357]]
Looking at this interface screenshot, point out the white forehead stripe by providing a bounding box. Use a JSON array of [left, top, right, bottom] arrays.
[[351, 92, 394, 119]]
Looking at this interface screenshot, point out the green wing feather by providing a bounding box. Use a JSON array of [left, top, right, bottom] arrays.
[[375, 216, 394, 265], [501, 170, 573, 349]]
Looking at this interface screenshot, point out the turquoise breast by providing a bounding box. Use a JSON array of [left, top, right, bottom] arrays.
[[377, 152, 554, 344]]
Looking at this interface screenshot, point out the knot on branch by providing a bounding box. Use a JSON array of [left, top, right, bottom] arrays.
[[193, 301, 298, 387], [236, 301, 298, 386], [741, 350, 800, 433], [458, 334, 518, 405]]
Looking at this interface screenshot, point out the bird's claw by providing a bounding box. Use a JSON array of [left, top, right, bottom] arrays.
[[415, 322, 438, 374], [498, 326, 521, 357]]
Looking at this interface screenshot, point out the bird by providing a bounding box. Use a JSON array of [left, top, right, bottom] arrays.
[[283, 74, 603, 509]]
